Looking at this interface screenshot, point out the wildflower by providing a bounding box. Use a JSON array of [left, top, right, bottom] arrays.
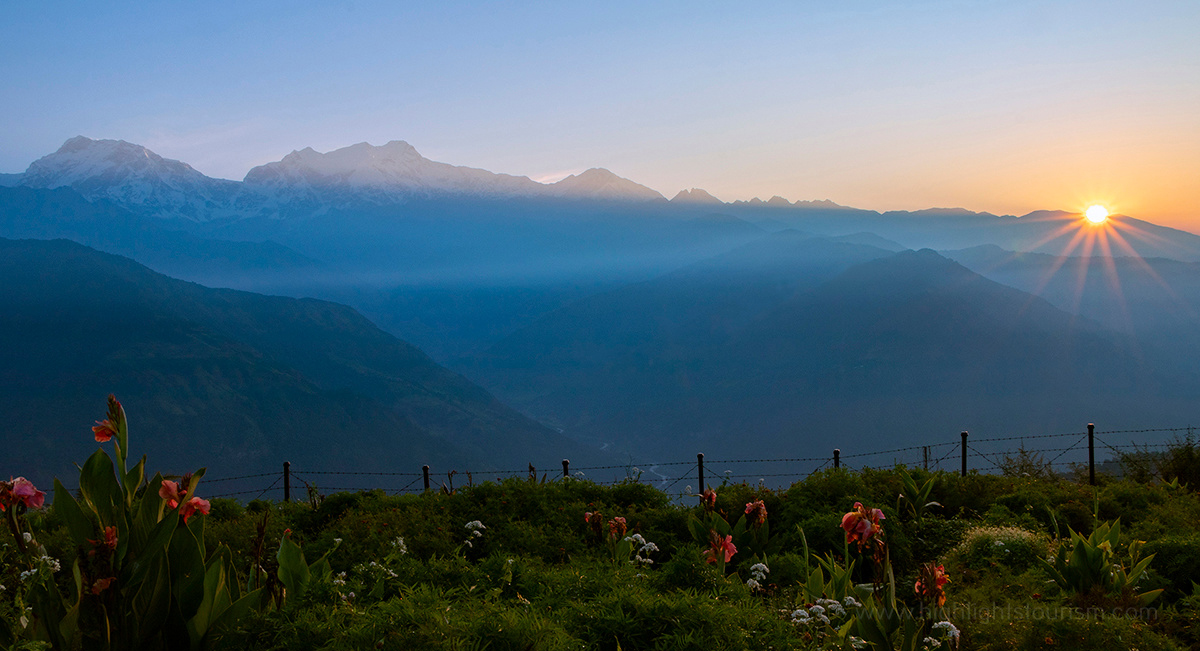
[[748, 562, 770, 582], [843, 596, 862, 608], [92, 419, 117, 442], [639, 542, 659, 555], [791, 608, 811, 624], [584, 511, 604, 538], [2, 477, 46, 510], [841, 501, 885, 549], [914, 563, 950, 608], [92, 396, 124, 442], [701, 488, 717, 513], [465, 520, 486, 531], [89, 526, 118, 551], [922, 637, 940, 650], [333, 572, 347, 586], [23, 532, 32, 543], [391, 536, 408, 554], [159, 480, 183, 504], [608, 517, 627, 540], [91, 577, 116, 595], [746, 578, 761, 591], [744, 499, 767, 527], [931, 621, 960, 640], [179, 497, 211, 523], [702, 529, 737, 564]]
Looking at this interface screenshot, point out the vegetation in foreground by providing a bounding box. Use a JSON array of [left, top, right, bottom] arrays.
[[4, 398, 1200, 650]]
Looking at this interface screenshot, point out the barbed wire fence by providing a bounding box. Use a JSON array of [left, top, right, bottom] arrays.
[[196, 425, 1196, 502]]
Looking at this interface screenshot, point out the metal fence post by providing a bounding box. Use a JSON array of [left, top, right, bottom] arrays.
[[960, 431, 968, 477], [422, 465, 430, 492], [697, 453, 705, 494], [1088, 423, 1096, 485], [833, 448, 840, 469], [283, 461, 290, 502], [562, 459, 570, 479]]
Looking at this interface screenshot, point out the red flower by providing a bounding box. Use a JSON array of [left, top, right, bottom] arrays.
[[702, 529, 737, 564], [159, 480, 183, 504], [179, 497, 211, 523], [103, 525, 118, 550], [701, 488, 717, 513], [92, 419, 117, 443], [6, 477, 46, 510], [744, 499, 767, 527], [91, 577, 117, 595], [841, 502, 885, 549], [584, 511, 604, 539], [608, 516, 627, 540], [914, 562, 950, 607]]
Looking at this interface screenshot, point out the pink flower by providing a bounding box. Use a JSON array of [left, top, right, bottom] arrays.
[[702, 529, 737, 564], [744, 499, 767, 527], [159, 480, 183, 504], [179, 497, 210, 523], [92, 419, 117, 443], [11, 477, 45, 510], [608, 516, 627, 540], [701, 488, 717, 513], [841, 502, 885, 549]]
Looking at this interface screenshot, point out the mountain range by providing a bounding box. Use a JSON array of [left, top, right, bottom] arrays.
[[0, 237, 606, 486], [3, 135, 1200, 476]]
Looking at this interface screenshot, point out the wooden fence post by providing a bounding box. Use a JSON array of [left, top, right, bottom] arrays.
[[833, 449, 840, 469], [422, 465, 430, 492], [1088, 423, 1096, 485], [283, 461, 290, 502], [960, 431, 969, 477], [562, 459, 570, 479], [697, 453, 705, 495]]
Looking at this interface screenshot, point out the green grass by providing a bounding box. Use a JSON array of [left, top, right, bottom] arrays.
[[12, 468, 1200, 650]]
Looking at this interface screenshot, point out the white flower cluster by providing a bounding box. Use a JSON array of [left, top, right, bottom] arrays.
[[746, 562, 769, 591], [333, 571, 347, 586], [922, 636, 941, 650], [931, 620, 960, 640], [464, 521, 487, 547], [352, 561, 398, 580], [391, 536, 408, 555], [22, 554, 62, 581], [23, 532, 32, 543], [790, 596, 854, 625], [623, 533, 659, 565]]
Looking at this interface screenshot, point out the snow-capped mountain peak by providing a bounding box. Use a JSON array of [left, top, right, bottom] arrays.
[[19, 136, 242, 221], [549, 168, 665, 201]]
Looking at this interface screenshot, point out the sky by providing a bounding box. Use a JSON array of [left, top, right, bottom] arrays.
[[3, 1, 1198, 228]]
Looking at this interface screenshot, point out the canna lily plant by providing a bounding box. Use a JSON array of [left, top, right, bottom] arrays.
[[19, 395, 264, 651], [1038, 518, 1163, 606]]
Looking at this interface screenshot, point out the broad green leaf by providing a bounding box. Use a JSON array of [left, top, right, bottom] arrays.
[[54, 479, 95, 548]]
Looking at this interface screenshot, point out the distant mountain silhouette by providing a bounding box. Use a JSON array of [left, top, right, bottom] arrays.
[[462, 244, 1173, 460], [0, 238, 605, 486], [0, 186, 319, 283]]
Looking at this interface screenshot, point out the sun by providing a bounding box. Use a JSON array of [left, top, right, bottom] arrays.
[[1085, 205, 1109, 224]]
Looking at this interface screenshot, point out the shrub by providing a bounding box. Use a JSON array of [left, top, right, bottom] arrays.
[[952, 525, 1046, 573]]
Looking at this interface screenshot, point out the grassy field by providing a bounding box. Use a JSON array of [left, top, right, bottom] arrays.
[[7, 440, 1200, 651]]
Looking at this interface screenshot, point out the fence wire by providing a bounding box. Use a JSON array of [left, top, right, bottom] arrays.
[[187, 424, 1196, 501]]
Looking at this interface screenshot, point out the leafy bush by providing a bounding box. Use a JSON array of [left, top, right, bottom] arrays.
[[952, 525, 1046, 572]]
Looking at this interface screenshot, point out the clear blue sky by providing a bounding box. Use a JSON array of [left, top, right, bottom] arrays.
[[3, 1, 1197, 225]]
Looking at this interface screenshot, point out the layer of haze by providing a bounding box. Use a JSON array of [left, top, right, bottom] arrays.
[[2, 1, 1198, 228]]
